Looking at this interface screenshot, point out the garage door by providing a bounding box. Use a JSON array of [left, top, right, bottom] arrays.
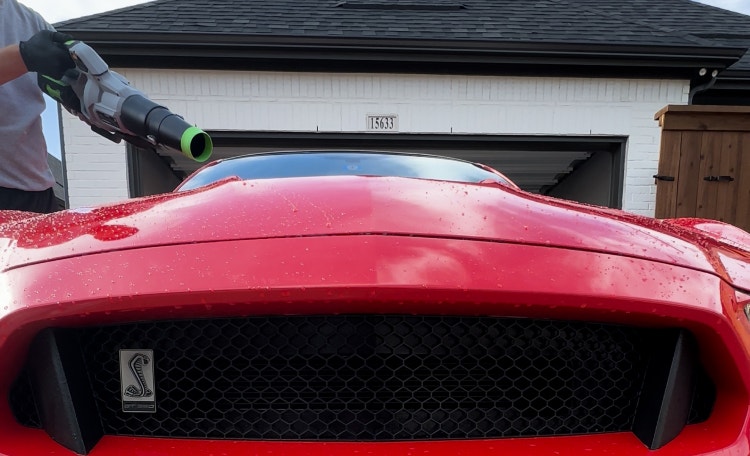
[[130, 132, 626, 208]]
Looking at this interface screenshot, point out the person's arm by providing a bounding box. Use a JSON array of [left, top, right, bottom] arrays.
[[0, 31, 75, 86], [0, 44, 30, 85]]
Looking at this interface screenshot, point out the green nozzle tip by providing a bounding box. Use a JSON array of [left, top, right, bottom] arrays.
[[181, 126, 213, 162]]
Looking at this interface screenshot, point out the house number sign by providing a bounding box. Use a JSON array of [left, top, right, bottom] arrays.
[[366, 114, 398, 132]]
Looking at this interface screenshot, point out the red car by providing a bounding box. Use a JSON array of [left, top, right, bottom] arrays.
[[0, 151, 748, 455]]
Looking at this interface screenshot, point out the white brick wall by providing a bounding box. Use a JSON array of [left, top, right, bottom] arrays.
[[62, 70, 689, 214], [61, 112, 129, 208]]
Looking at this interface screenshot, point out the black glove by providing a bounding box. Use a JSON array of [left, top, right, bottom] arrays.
[[19, 30, 75, 79], [37, 70, 81, 114]]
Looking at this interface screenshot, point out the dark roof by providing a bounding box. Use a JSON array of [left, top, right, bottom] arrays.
[[571, 0, 750, 71], [55, 0, 728, 45], [55, 0, 750, 92]]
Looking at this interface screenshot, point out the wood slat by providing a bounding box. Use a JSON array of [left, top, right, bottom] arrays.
[[675, 132, 703, 218], [656, 105, 750, 131], [695, 133, 722, 220], [654, 131, 682, 219], [735, 133, 750, 233], [659, 113, 750, 132], [715, 133, 741, 225]]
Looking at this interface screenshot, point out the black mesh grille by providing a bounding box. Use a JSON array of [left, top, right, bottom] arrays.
[[8, 370, 40, 429], [84, 316, 648, 439], [9, 316, 716, 440]]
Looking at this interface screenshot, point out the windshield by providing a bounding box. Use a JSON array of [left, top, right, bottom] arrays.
[[178, 151, 512, 191]]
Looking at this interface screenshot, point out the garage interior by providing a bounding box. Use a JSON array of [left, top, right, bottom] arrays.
[[128, 133, 626, 208]]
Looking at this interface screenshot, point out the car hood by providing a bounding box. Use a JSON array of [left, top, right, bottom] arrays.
[[0, 176, 748, 289]]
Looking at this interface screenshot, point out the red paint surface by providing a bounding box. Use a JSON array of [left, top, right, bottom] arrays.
[[0, 176, 744, 287], [0, 175, 749, 454]]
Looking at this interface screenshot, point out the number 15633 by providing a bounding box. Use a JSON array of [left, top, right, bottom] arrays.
[[366, 115, 398, 131]]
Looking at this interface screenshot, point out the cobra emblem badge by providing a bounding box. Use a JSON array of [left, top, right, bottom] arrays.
[[119, 349, 156, 413]]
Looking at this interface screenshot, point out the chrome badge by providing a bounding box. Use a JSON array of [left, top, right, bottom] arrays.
[[119, 349, 156, 413]]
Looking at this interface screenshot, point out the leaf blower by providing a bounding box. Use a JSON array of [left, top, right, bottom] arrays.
[[39, 40, 212, 162]]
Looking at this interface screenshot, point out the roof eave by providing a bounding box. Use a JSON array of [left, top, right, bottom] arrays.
[[714, 68, 750, 83], [58, 30, 747, 79]]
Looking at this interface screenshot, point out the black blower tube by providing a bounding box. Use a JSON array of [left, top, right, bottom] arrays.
[[119, 94, 212, 162]]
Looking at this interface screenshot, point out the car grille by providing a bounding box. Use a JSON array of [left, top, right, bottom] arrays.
[[9, 316, 715, 452]]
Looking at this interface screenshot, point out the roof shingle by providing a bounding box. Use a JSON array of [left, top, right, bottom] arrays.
[[56, 0, 750, 71]]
